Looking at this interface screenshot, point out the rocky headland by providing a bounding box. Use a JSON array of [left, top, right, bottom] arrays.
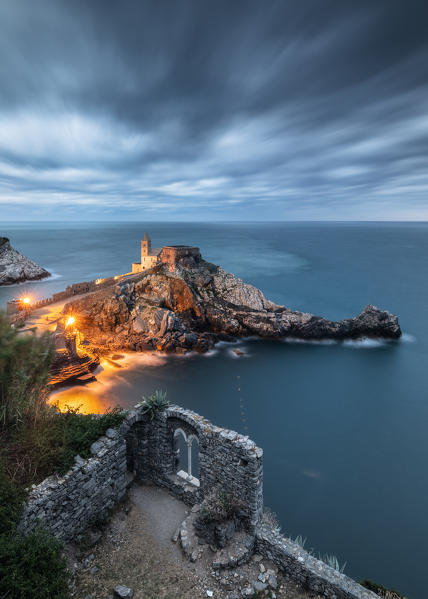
[[0, 236, 50, 285], [61, 250, 401, 357]]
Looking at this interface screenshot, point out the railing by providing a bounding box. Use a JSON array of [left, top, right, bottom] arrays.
[[7, 273, 131, 315]]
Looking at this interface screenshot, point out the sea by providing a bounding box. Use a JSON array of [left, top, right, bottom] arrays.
[[1, 221, 427, 598]]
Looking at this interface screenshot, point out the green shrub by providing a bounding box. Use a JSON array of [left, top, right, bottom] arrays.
[[0, 527, 69, 599], [2, 405, 125, 485], [0, 464, 24, 535], [0, 312, 52, 428], [0, 464, 69, 598], [137, 390, 169, 421], [361, 579, 407, 599]]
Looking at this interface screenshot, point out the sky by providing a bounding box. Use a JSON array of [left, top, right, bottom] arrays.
[[1, 0, 428, 222]]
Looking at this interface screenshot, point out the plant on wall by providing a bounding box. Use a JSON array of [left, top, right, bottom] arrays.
[[137, 390, 169, 421]]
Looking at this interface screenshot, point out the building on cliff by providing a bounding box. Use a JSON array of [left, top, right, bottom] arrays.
[[131, 232, 161, 273], [131, 233, 201, 272]]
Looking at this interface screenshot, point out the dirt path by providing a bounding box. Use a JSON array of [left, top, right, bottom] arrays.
[[70, 483, 317, 599]]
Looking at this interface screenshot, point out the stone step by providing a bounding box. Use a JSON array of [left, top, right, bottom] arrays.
[[212, 531, 255, 570]]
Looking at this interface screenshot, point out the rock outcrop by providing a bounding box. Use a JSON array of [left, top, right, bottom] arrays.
[[48, 322, 99, 388], [62, 257, 401, 355], [0, 237, 50, 285]]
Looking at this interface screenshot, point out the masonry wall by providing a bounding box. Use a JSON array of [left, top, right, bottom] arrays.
[[123, 405, 264, 532], [19, 429, 127, 541], [6, 276, 123, 316], [255, 524, 378, 599], [160, 246, 201, 269]]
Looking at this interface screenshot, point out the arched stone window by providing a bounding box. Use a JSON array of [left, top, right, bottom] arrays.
[[173, 428, 199, 487]]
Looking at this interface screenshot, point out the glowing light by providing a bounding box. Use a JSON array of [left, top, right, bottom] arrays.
[[65, 316, 75, 328], [95, 278, 102, 285], [21, 296, 31, 305]]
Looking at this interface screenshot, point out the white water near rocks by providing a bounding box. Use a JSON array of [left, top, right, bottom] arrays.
[[1, 221, 427, 598]]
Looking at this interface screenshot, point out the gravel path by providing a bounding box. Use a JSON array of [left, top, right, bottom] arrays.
[[69, 483, 318, 599]]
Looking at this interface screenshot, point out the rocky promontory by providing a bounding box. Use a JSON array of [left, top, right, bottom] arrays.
[[0, 237, 50, 285], [62, 252, 401, 355]]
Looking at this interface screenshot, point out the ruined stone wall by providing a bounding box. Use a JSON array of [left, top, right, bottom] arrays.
[[18, 404, 379, 599], [256, 524, 378, 599], [123, 405, 264, 531], [19, 429, 127, 541]]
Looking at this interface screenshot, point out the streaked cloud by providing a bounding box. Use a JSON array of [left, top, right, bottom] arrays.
[[1, 0, 428, 221]]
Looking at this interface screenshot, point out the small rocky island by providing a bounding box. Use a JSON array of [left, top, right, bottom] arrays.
[[62, 236, 401, 356], [0, 236, 50, 285]]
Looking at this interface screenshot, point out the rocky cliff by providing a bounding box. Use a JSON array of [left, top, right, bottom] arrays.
[[62, 256, 401, 354], [0, 237, 50, 285]]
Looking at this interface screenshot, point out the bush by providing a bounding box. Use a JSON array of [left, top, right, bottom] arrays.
[[0, 464, 69, 599], [361, 579, 407, 599], [0, 316, 127, 598], [2, 405, 125, 485], [0, 527, 69, 599], [0, 465, 24, 535], [199, 489, 243, 523], [0, 312, 52, 428]]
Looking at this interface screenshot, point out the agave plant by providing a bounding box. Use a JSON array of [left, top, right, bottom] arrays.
[[138, 390, 169, 421], [294, 534, 307, 549], [320, 553, 347, 573]]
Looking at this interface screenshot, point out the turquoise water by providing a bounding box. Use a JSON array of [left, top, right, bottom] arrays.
[[1, 221, 427, 598]]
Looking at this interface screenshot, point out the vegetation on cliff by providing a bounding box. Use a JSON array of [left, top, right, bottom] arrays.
[[0, 313, 124, 599]]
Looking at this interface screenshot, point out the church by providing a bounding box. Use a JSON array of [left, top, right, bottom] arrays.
[[131, 232, 161, 273]]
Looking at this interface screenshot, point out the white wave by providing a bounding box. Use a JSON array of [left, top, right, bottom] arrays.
[[282, 337, 336, 346], [401, 333, 416, 343], [342, 338, 387, 348], [44, 270, 63, 281], [19, 270, 63, 286], [216, 339, 240, 348], [202, 349, 219, 358]]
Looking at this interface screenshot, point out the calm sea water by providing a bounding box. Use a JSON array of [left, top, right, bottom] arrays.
[[1, 221, 427, 598]]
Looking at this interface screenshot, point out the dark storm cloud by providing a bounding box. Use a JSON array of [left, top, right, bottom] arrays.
[[1, 0, 428, 220]]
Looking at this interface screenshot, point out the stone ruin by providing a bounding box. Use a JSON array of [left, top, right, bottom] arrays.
[[19, 404, 379, 599]]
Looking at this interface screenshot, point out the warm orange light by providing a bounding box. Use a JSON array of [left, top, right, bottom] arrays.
[[95, 278, 102, 285], [22, 296, 31, 305], [65, 316, 75, 328]]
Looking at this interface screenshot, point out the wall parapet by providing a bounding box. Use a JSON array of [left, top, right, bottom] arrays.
[[255, 524, 378, 599], [19, 429, 127, 541]]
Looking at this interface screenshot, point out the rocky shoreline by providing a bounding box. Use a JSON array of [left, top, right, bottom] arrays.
[[0, 236, 50, 285], [60, 251, 401, 360]]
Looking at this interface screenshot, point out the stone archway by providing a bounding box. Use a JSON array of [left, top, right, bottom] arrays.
[[173, 428, 200, 486]]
